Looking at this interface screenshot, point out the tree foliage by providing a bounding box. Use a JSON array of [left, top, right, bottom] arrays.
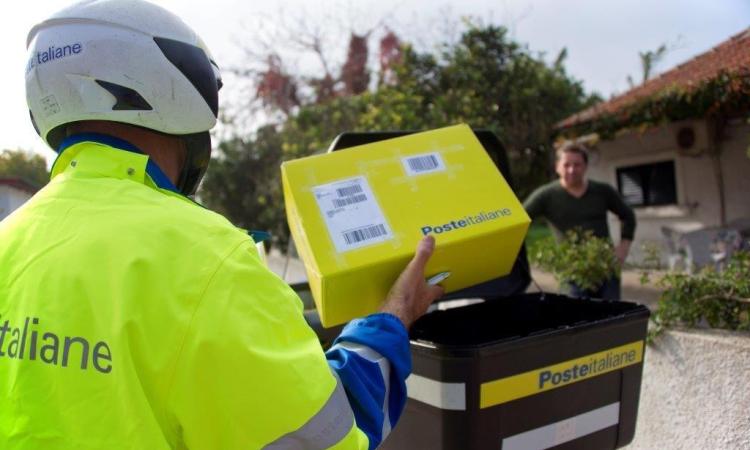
[[200, 125, 288, 241], [357, 26, 598, 197], [0, 149, 48, 188], [626, 44, 669, 88], [203, 22, 597, 247]]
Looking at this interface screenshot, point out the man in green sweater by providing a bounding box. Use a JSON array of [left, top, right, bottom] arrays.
[[523, 144, 636, 300]]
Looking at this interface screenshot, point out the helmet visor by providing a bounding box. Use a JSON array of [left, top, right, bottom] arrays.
[[154, 37, 220, 117]]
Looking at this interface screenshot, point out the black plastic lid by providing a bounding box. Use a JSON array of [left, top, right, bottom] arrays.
[[328, 128, 531, 301], [409, 292, 650, 349]]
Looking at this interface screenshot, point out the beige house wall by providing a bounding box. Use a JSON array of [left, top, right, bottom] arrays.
[[584, 119, 750, 264], [720, 121, 750, 223]]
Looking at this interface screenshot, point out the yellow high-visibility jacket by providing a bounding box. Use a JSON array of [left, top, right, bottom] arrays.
[[0, 135, 410, 449]]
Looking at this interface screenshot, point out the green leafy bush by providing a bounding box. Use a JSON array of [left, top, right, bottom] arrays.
[[650, 251, 750, 338], [529, 230, 618, 292], [525, 222, 553, 251], [637, 241, 663, 284]]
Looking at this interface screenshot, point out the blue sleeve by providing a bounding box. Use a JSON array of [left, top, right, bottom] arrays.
[[325, 313, 411, 449]]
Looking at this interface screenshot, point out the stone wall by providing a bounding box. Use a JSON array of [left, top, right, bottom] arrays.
[[627, 328, 750, 449]]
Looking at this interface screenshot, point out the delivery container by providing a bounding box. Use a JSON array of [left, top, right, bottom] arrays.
[[327, 130, 649, 450], [383, 294, 649, 450], [282, 124, 530, 327]]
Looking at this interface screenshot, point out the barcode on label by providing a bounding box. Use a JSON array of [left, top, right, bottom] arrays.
[[332, 194, 368, 208], [314, 176, 393, 252], [336, 185, 364, 197], [343, 224, 387, 245], [406, 155, 439, 172]]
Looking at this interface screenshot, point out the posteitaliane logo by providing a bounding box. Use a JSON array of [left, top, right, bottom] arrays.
[[0, 314, 112, 374], [26, 42, 83, 73], [420, 208, 513, 235]]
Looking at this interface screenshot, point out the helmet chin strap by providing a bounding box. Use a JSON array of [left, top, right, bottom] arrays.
[[176, 132, 212, 196]]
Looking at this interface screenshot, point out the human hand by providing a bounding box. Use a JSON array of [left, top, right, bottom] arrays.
[[615, 240, 632, 266], [380, 236, 445, 329]]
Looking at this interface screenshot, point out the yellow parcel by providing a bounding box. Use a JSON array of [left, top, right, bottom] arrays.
[[282, 124, 530, 327]]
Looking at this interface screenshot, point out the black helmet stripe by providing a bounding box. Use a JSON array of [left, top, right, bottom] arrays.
[[95, 80, 153, 110], [154, 37, 219, 117], [29, 110, 41, 136]]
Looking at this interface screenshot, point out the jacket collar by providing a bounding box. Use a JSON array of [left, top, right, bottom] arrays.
[[51, 133, 180, 194], [49, 133, 271, 244]]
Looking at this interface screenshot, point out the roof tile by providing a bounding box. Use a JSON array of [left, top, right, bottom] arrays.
[[558, 28, 750, 129]]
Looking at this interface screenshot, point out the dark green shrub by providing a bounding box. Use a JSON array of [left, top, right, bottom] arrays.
[[650, 251, 750, 338], [529, 230, 618, 293]]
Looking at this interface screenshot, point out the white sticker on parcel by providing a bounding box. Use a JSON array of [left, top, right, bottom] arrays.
[[313, 176, 393, 252], [402, 152, 446, 176]]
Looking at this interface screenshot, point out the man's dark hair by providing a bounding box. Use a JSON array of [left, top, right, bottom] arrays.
[[555, 143, 589, 165]]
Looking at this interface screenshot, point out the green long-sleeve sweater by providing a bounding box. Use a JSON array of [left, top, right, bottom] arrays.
[[523, 179, 636, 241]]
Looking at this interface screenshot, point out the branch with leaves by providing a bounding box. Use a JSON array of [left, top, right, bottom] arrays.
[[649, 251, 750, 339], [528, 229, 619, 293]]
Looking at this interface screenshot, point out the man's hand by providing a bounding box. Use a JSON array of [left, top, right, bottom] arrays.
[[380, 236, 445, 329], [615, 239, 632, 266]]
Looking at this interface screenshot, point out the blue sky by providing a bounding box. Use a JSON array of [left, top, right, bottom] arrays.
[[3, 0, 748, 160]]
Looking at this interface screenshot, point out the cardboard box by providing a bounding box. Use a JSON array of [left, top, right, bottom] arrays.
[[281, 124, 530, 327]]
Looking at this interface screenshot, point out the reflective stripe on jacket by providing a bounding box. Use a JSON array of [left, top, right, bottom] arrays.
[[0, 135, 410, 449]]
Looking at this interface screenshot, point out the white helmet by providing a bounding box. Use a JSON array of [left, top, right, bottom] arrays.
[[25, 0, 222, 195]]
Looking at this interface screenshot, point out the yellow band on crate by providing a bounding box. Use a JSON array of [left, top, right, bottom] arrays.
[[480, 341, 644, 408]]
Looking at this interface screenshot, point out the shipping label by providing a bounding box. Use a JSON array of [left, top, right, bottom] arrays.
[[313, 176, 393, 252]]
